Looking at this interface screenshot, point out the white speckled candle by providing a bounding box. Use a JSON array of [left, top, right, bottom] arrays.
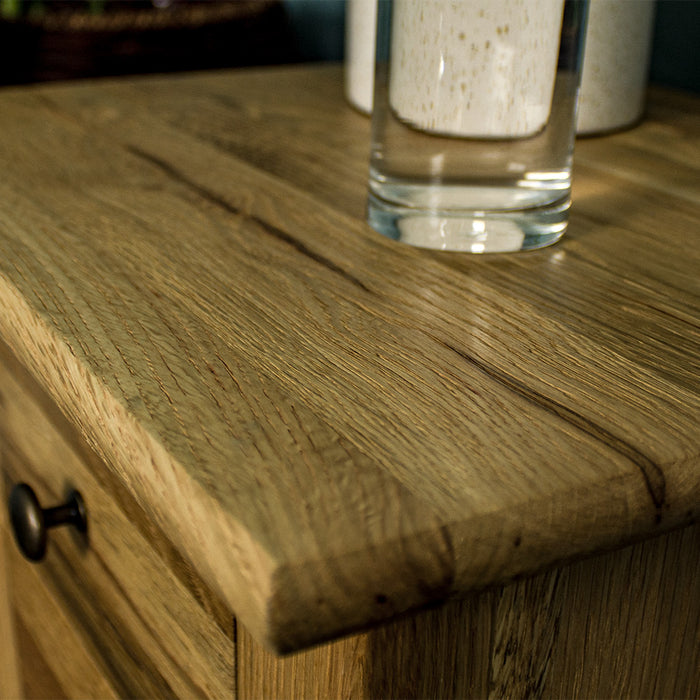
[[389, 0, 566, 138], [577, 0, 656, 134], [344, 0, 378, 113]]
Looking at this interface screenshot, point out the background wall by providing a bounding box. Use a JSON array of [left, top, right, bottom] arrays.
[[0, 0, 696, 91], [283, 0, 345, 61], [283, 0, 700, 93]]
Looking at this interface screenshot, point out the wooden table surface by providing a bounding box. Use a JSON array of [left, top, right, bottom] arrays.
[[0, 64, 697, 654]]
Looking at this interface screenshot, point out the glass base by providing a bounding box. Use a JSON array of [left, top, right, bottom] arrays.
[[367, 192, 570, 254]]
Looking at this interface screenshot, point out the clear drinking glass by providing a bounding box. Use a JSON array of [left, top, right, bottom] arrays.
[[368, 0, 589, 253]]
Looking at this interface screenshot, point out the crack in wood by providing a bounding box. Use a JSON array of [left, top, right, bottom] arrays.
[[442, 341, 667, 513], [124, 144, 372, 294]]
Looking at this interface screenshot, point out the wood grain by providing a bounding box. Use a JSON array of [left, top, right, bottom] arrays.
[[0, 450, 22, 700], [236, 523, 699, 699], [537, 523, 700, 699], [235, 595, 493, 700], [237, 624, 369, 700], [0, 342, 235, 698], [13, 615, 68, 700], [0, 65, 697, 652]]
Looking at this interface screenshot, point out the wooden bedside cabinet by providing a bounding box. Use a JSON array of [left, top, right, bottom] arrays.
[[2, 348, 698, 699], [0, 65, 698, 699]]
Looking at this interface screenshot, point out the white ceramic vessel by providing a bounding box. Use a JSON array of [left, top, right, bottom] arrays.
[[577, 0, 656, 134], [344, 0, 377, 113], [345, 0, 657, 137]]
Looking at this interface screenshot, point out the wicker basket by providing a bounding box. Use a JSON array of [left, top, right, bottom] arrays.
[[0, 1, 299, 84]]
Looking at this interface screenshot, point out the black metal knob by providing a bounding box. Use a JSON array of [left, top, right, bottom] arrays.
[[9, 483, 87, 562]]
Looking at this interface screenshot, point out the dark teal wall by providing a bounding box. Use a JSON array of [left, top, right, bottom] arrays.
[[283, 0, 346, 61], [283, 0, 700, 93]]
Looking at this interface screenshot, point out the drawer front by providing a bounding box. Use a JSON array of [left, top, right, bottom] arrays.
[[0, 452, 21, 698], [0, 345, 234, 699]]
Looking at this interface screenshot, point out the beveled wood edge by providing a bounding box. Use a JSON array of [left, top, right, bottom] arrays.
[[0, 279, 276, 646], [1, 270, 699, 654], [265, 486, 699, 653]]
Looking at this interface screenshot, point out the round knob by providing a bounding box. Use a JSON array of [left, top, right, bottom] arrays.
[[8, 483, 87, 562]]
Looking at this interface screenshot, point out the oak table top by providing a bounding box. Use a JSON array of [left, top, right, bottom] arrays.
[[0, 64, 697, 653]]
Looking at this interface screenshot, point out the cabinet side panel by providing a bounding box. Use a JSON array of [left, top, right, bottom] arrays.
[[236, 593, 493, 700], [491, 523, 700, 699], [366, 595, 493, 699], [237, 622, 369, 700]]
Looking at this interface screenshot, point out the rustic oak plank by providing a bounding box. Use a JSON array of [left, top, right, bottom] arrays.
[[0, 65, 697, 653]]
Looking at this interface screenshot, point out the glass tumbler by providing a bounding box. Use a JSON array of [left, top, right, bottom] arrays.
[[368, 0, 589, 253]]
